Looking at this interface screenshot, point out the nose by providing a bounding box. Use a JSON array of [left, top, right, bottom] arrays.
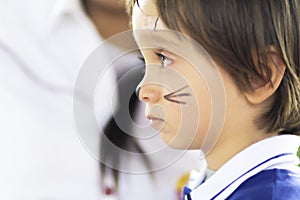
[[137, 84, 161, 103]]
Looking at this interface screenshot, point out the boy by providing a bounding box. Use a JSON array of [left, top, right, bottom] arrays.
[[129, 0, 300, 199]]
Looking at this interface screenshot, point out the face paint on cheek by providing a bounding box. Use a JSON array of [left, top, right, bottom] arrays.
[[163, 85, 201, 149], [137, 67, 200, 149], [163, 85, 191, 104]]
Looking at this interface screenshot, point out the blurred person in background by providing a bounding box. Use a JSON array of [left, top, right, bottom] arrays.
[[0, 0, 200, 199]]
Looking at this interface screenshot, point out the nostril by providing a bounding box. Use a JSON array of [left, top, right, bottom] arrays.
[[142, 96, 150, 102]]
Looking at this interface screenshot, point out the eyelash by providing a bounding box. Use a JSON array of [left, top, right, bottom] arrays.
[[155, 52, 173, 67]]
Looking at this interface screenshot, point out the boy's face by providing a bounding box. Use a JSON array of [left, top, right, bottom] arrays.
[[132, 0, 232, 151]]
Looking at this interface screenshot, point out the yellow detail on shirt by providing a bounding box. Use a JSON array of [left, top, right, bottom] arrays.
[[176, 172, 191, 192]]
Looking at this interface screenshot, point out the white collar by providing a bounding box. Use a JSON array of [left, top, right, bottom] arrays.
[[190, 135, 300, 200]]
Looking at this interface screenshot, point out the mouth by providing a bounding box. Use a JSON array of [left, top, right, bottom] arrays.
[[146, 115, 165, 130]]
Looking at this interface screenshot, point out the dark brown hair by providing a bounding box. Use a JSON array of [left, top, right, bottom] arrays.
[[129, 0, 300, 135]]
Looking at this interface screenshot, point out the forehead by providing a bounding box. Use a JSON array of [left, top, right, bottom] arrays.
[[132, 0, 166, 30], [132, 0, 173, 49], [131, 0, 204, 58]]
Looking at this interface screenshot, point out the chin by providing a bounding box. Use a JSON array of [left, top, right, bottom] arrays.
[[161, 129, 201, 150]]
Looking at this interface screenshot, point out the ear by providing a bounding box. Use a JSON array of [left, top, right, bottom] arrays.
[[245, 46, 286, 104]]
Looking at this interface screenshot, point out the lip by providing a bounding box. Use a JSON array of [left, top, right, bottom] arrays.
[[146, 115, 165, 130]]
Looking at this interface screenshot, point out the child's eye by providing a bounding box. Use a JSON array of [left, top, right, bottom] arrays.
[[155, 52, 173, 67]]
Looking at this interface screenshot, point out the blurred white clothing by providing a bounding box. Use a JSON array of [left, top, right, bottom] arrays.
[[0, 0, 201, 199]]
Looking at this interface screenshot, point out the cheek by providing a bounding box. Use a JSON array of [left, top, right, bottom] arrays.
[[160, 85, 211, 149], [194, 82, 212, 148], [164, 103, 182, 132], [185, 69, 212, 149], [158, 63, 213, 149], [162, 104, 191, 148], [154, 103, 179, 147]]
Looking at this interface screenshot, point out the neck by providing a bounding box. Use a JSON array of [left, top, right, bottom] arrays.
[[83, 0, 130, 39], [205, 130, 278, 171]]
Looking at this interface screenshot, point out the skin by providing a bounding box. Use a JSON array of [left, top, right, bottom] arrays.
[[140, 47, 212, 149], [132, 0, 283, 170]]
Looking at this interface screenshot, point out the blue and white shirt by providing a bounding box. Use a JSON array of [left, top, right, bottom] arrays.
[[184, 135, 300, 200]]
